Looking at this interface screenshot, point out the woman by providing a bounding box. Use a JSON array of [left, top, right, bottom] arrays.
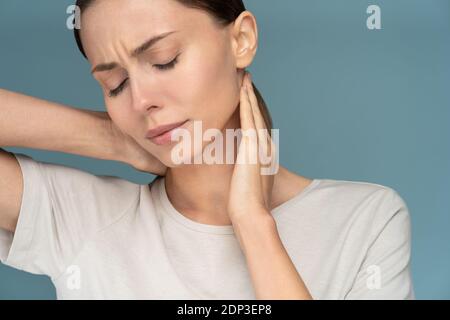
[[0, 0, 414, 299]]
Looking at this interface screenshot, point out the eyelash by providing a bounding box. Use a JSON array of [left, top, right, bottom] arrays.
[[108, 54, 180, 98]]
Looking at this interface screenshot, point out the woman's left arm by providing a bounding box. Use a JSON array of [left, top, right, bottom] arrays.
[[232, 210, 313, 300], [228, 72, 313, 300]]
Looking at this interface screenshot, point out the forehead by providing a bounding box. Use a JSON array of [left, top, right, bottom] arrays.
[[80, 0, 214, 61]]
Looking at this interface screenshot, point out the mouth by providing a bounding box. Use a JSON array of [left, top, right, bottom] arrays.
[[145, 120, 189, 146]]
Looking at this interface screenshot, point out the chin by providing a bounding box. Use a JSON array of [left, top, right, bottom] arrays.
[[159, 147, 205, 168]]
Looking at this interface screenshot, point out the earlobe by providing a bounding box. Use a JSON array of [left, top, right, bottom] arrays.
[[232, 11, 258, 69]]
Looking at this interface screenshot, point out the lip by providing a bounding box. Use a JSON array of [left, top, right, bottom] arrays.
[[145, 120, 189, 145]]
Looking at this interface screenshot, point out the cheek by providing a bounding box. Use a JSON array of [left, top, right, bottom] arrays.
[[175, 45, 239, 128], [106, 102, 135, 135]]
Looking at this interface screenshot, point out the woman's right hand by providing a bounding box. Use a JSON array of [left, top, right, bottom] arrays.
[[0, 88, 166, 175], [107, 117, 167, 176]]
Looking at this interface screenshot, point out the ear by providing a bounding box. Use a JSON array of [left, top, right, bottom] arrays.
[[231, 11, 258, 69]]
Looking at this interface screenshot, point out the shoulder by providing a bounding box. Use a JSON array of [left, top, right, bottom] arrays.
[[276, 167, 407, 212], [14, 152, 140, 189], [13, 152, 143, 223], [313, 178, 411, 236], [316, 178, 407, 209]]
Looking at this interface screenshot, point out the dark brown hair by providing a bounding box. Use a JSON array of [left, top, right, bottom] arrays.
[[73, 0, 273, 130]]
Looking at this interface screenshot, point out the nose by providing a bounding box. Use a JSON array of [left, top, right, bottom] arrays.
[[129, 71, 161, 114]]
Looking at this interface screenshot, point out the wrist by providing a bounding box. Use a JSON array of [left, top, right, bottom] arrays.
[[232, 213, 278, 255], [231, 209, 277, 236], [57, 108, 119, 162], [229, 203, 273, 224], [98, 114, 126, 163]]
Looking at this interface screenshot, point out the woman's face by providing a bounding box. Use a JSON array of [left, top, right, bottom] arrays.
[[80, 0, 245, 166]]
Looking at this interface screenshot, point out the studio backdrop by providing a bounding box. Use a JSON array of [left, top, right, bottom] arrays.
[[0, 0, 449, 299]]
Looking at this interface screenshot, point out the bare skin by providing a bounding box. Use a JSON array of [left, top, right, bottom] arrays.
[[1, 0, 314, 299], [78, 0, 314, 298], [163, 162, 313, 227], [271, 167, 313, 211], [0, 87, 166, 233], [80, 0, 313, 228], [228, 72, 313, 299]]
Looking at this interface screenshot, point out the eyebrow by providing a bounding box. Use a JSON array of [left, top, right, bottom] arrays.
[[91, 31, 178, 74]]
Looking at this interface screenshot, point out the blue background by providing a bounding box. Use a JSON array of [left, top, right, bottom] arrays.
[[0, 0, 449, 299]]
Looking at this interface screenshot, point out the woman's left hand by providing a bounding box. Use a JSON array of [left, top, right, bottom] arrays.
[[227, 75, 313, 299], [227, 71, 276, 224]]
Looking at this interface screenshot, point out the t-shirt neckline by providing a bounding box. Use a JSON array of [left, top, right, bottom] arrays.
[[151, 176, 321, 235]]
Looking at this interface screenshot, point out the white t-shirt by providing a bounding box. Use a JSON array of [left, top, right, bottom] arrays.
[[0, 153, 415, 299]]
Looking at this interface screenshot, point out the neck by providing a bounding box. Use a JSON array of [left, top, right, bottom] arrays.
[[164, 109, 241, 226], [165, 162, 236, 226], [162, 108, 293, 226]]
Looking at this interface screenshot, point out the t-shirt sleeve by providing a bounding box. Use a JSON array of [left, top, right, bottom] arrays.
[[344, 188, 415, 300], [0, 152, 140, 279]]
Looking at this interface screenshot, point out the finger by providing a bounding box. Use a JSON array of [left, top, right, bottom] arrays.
[[240, 72, 256, 132], [245, 73, 264, 130], [238, 72, 258, 166], [245, 73, 275, 209], [245, 73, 272, 165]]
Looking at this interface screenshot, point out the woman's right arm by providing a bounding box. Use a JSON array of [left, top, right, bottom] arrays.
[[0, 88, 122, 160], [0, 88, 165, 232]]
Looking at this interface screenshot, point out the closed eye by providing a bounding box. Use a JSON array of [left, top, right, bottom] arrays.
[[107, 53, 181, 98], [153, 53, 180, 71], [108, 78, 129, 97]]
